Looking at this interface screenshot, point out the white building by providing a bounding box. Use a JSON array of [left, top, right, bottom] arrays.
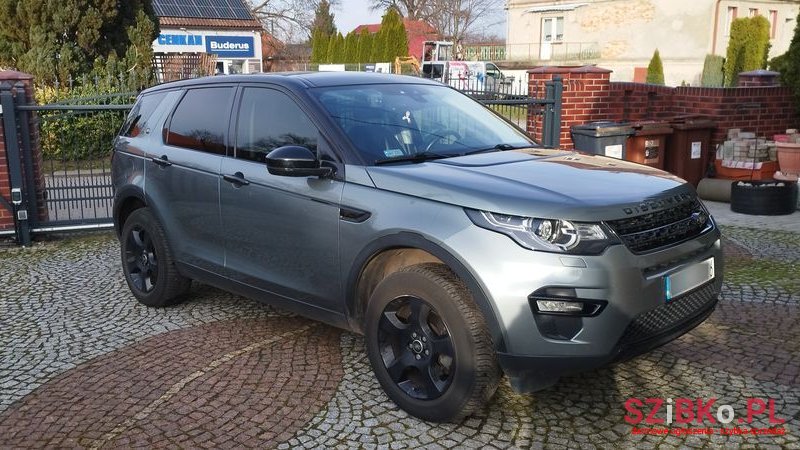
[[505, 0, 800, 85]]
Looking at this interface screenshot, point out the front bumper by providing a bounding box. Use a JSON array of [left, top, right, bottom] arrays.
[[497, 280, 718, 391], [444, 220, 723, 391]]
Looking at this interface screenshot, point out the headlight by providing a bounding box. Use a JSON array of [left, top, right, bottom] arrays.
[[465, 209, 619, 254]]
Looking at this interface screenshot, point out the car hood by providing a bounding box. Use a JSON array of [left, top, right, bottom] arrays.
[[365, 148, 693, 221]]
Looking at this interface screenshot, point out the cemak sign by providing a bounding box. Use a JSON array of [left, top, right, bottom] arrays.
[[206, 36, 255, 58]]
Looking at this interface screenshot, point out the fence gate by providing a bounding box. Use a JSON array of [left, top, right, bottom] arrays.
[[461, 75, 563, 148], [0, 80, 133, 246]]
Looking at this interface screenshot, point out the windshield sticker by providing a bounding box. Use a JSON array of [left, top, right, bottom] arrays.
[[402, 111, 411, 123], [383, 149, 404, 158]]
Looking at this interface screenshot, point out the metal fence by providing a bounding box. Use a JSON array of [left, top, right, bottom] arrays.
[[1, 71, 561, 246]]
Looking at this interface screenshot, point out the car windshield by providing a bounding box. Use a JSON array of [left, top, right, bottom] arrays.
[[311, 83, 533, 164]]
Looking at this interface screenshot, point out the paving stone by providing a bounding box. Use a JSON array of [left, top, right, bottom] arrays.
[[0, 229, 798, 447]]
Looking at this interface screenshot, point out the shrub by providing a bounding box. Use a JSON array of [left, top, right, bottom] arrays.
[[701, 54, 725, 87], [772, 9, 800, 111], [35, 76, 137, 162], [724, 16, 770, 86], [646, 49, 665, 85]]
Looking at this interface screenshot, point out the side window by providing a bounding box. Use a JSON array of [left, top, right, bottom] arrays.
[[122, 92, 166, 137], [165, 87, 233, 154], [235, 87, 318, 163]]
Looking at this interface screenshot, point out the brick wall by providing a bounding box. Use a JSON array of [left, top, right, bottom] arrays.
[[528, 66, 799, 151]]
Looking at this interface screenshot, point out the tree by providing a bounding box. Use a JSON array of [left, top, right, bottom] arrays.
[[344, 32, 359, 64], [357, 29, 373, 63], [0, 0, 159, 82], [368, 0, 501, 43], [724, 16, 770, 86], [249, 0, 339, 43], [771, 8, 800, 110], [380, 8, 408, 61], [700, 54, 725, 87], [646, 49, 665, 85], [311, 0, 337, 38], [369, 0, 429, 21]]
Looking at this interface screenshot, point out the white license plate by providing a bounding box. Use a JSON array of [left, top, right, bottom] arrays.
[[664, 258, 715, 302]]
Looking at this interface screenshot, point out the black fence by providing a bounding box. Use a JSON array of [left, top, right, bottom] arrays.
[[1, 72, 561, 246]]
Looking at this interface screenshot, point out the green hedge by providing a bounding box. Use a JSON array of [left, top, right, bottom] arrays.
[[701, 54, 725, 87], [724, 16, 770, 86], [36, 82, 136, 162]]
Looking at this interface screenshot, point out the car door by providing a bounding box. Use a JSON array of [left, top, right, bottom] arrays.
[[220, 86, 344, 311], [146, 86, 234, 272]]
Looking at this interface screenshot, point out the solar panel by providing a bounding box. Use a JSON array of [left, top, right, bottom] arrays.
[[153, 0, 256, 20]]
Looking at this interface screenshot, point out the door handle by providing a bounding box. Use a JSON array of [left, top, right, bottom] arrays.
[[151, 155, 172, 167], [223, 172, 250, 186]]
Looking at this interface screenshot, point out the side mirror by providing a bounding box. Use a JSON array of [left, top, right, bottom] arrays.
[[266, 146, 333, 178]]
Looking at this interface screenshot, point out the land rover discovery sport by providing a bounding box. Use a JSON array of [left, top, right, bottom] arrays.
[[112, 72, 723, 422]]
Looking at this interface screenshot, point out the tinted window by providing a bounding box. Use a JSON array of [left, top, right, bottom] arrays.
[[235, 88, 318, 163], [165, 87, 233, 154], [122, 92, 166, 137]]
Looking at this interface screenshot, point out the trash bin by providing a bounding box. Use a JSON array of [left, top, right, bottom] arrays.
[[570, 122, 634, 160], [664, 116, 716, 186], [625, 121, 673, 169]]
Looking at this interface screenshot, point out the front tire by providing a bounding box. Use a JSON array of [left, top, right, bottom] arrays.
[[120, 208, 191, 307], [365, 263, 500, 422]]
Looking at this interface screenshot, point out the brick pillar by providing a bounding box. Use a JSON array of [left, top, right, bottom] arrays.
[[0, 70, 46, 235], [737, 69, 780, 87], [527, 66, 613, 149]]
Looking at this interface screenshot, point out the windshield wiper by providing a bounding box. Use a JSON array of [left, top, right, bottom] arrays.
[[461, 143, 529, 156], [374, 151, 452, 165]]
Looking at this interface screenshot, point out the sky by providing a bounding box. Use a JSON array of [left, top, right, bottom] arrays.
[[333, 0, 382, 34], [332, 0, 506, 37]]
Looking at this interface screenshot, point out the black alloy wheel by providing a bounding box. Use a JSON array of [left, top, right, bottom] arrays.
[[124, 226, 159, 293], [377, 295, 455, 400], [365, 263, 500, 422], [120, 207, 191, 307]]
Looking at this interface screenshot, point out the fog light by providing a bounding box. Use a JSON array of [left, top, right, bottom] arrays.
[[536, 300, 584, 313]]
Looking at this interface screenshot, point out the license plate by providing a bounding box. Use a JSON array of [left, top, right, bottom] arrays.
[[664, 258, 715, 302]]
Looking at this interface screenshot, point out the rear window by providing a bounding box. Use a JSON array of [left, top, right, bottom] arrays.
[[121, 92, 167, 137], [164, 87, 234, 155]]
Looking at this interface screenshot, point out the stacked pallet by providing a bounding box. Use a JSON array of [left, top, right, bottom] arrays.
[[714, 129, 779, 179]]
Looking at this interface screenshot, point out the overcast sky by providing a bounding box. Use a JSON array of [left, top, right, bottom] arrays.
[[332, 0, 506, 37]]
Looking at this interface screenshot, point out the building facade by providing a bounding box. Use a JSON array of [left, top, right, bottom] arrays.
[[152, 0, 264, 79], [506, 0, 799, 85]]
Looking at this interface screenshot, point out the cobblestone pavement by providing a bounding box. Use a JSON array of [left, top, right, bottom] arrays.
[[1, 228, 798, 449]]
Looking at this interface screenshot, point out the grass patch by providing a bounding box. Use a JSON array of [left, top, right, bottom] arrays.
[[725, 255, 800, 294]]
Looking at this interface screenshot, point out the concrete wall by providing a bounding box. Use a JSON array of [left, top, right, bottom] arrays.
[[507, 0, 800, 86]]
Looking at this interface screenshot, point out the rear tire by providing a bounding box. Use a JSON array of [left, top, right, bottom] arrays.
[[120, 208, 191, 307], [364, 263, 500, 422]]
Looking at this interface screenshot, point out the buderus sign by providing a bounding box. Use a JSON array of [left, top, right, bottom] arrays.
[[206, 36, 255, 58]]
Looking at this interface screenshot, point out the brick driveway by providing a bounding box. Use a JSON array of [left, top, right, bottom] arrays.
[[0, 226, 798, 449]]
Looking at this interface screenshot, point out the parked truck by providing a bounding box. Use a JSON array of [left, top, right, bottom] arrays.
[[420, 41, 514, 97]]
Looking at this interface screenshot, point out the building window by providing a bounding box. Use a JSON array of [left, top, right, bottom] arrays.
[[542, 16, 564, 42], [749, 8, 758, 17], [770, 10, 778, 38], [725, 7, 738, 36]]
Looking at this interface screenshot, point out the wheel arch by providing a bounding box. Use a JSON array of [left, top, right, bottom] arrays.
[[346, 232, 507, 352], [113, 187, 147, 237]]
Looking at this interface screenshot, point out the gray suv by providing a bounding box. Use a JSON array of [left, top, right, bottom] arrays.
[[112, 73, 722, 422]]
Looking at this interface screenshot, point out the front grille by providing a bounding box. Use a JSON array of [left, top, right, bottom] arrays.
[[606, 198, 711, 253], [618, 282, 718, 347]]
